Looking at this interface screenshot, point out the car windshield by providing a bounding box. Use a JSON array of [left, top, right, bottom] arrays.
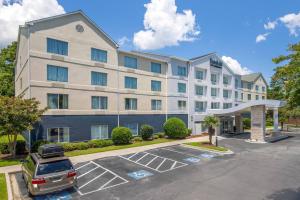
[[36, 159, 73, 175]]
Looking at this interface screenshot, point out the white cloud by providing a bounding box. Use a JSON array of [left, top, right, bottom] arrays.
[[133, 0, 199, 50], [0, 0, 65, 47], [221, 56, 252, 75], [264, 20, 277, 30], [118, 36, 130, 47], [279, 11, 300, 36], [256, 33, 270, 43]]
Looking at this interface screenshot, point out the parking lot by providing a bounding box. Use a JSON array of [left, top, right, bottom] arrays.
[[14, 144, 226, 200], [13, 134, 300, 200]]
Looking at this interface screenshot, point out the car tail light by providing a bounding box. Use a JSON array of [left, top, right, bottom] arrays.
[[32, 178, 46, 185], [67, 171, 76, 178]]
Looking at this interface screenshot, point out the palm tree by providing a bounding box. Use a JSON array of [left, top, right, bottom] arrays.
[[203, 115, 220, 146]]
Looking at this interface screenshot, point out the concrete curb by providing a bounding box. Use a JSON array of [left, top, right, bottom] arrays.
[[180, 144, 234, 155], [5, 172, 13, 200]]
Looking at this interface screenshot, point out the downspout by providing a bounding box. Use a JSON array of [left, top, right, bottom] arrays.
[[165, 62, 169, 122], [187, 61, 190, 129], [117, 54, 120, 127]]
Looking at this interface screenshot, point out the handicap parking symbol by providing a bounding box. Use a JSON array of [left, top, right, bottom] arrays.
[[200, 153, 215, 159], [34, 191, 72, 200], [127, 170, 153, 180], [184, 157, 201, 163]]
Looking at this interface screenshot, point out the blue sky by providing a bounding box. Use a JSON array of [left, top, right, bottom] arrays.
[[57, 0, 300, 81], [1, 0, 300, 82]]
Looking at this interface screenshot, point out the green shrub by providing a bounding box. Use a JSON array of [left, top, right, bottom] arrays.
[[266, 118, 273, 126], [87, 139, 113, 148], [156, 132, 165, 138], [0, 140, 27, 154], [140, 125, 154, 140], [133, 137, 143, 142], [112, 127, 133, 145], [243, 118, 251, 129], [187, 128, 192, 136], [163, 117, 188, 139], [60, 142, 89, 152], [31, 140, 50, 152], [153, 135, 159, 139]]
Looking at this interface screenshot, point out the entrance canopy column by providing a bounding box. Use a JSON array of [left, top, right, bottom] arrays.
[[273, 108, 279, 132], [250, 105, 266, 142], [235, 114, 243, 133]]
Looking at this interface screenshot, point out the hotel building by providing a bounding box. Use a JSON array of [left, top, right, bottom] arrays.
[[15, 11, 267, 143]]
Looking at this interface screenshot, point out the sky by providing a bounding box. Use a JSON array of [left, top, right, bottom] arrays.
[[1, 0, 300, 82]]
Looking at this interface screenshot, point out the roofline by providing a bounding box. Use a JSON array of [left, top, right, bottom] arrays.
[[25, 10, 119, 48], [132, 51, 189, 62], [189, 52, 216, 62], [118, 49, 169, 63]]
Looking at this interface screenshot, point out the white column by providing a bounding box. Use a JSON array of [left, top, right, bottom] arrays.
[[273, 108, 279, 132]]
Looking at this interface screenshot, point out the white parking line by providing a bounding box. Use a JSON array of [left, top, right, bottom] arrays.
[[75, 162, 92, 170], [119, 152, 188, 173], [77, 165, 99, 179], [136, 153, 149, 162], [78, 171, 107, 189], [76, 160, 129, 196], [161, 147, 202, 158]]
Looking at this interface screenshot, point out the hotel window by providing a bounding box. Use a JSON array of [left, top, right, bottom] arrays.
[[211, 74, 218, 85], [151, 80, 161, 91], [256, 95, 259, 100], [47, 128, 69, 143], [91, 96, 108, 109], [47, 94, 68, 109], [195, 70, 204, 80], [247, 83, 252, 90], [248, 94, 251, 100], [178, 66, 187, 76], [151, 100, 162, 110], [195, 85, 204, 96], [241, 93, 244, 100], [125, 123, 139, 136], [125, 98, 137, 110], [47, 65, 68, 82], [91, 48, 107, 63], [125, 77, 137, 89], [178, 83, 186, 93], [262, 96, 265, 100], [262, 86, 266, 92], [91, 125, 109, 140], [195, 101, 206, 112], [178, 100, 186, 110], [151, 62, 161, 73], [91, 71, 107, 86], [47, 38, 68, 56], [223, 89, 230, 98], [211, 102, 220, 109], [223, 75, 229, 85], [211, 88, 218, 97], [235, 91, 238, 99], [235, 79, 239, 89], [255, 85, 259, 91], [124, 56, 137, 69], [223, 103, 232, 109]]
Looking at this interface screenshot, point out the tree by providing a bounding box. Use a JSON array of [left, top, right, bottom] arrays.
[[0, 96, 46, 157], [0, 41, 17, 96], [271, 42, 300, 109], [203, 115, 219, 146]]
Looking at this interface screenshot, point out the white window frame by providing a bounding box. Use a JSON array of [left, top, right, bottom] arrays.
[[91, 125, 109, 140], [47, 127, 70, 143]]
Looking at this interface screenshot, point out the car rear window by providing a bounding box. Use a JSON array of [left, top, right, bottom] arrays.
[[36, 159, 73, 175]]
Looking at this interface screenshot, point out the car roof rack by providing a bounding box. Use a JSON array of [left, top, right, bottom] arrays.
[[38, 144, 64, 158]]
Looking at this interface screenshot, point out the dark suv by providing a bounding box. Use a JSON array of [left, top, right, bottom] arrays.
[[21, 144, 77, 196]]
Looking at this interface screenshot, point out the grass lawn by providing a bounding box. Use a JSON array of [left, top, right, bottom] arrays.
[[65, 138, 173, 157], [0, 173, 8, 200], [0, 135, 25, 143], [185, 142, 229, 152], [0, 158, 22, 167]]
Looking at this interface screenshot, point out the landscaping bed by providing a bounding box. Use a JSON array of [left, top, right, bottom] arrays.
[[185, 142, 229, 152]]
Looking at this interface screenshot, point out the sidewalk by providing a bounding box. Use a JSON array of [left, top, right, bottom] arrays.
[[0, 136, 208, 173]]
